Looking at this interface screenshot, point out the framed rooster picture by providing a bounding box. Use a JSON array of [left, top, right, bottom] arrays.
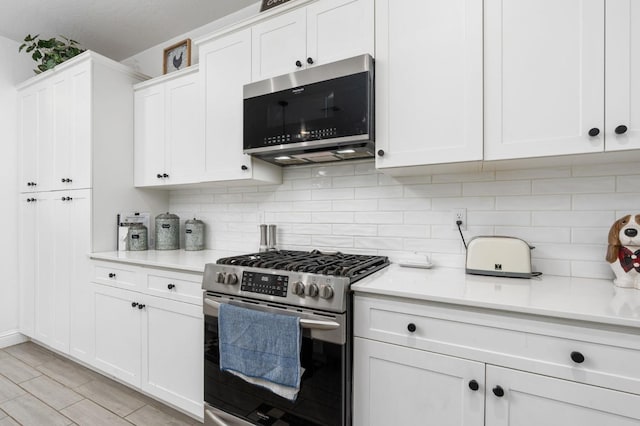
[[163, 39, 191, 74]]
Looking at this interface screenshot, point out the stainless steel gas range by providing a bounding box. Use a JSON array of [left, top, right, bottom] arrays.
[[202, 250, 389, 426]]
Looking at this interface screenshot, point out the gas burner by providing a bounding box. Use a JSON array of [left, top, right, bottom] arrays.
[[216, 250, 389, 281]]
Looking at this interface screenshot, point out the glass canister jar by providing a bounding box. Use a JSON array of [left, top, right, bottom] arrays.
[[185, 218, 205, 251], [155, 212, 180, 250], [127, 223, 148, 251]]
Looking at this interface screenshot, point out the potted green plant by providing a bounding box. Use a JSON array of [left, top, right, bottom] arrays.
[[19, 34, 85, 74]]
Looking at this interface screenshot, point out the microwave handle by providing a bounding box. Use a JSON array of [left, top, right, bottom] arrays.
[[203, 298, 340, 331]]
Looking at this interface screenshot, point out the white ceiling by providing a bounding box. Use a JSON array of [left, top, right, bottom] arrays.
[[0, 0, 258, 61]]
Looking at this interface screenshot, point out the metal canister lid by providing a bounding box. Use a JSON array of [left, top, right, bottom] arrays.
[[156, 212, 180, 220], [185, 218, 204, 226]]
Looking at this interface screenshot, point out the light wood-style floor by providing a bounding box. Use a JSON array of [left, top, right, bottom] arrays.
[[0, 342, 202, 425]]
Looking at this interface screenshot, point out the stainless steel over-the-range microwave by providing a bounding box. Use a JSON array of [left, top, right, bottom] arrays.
[[243, 54, 374, 166]]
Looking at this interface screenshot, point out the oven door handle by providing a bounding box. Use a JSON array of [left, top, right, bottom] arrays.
[[204, 298, 340, 331]]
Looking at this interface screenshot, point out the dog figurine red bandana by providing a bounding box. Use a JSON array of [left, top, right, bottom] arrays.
[[606, 214, 640, 289]]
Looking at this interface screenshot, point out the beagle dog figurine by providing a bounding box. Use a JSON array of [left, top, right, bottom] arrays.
[[607, 214, 640, 289]]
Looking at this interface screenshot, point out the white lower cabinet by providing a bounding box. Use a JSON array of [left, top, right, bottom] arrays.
[[353, 295, 640, 426], [90, 263, 203, 419], [353, 337, 484, 426]]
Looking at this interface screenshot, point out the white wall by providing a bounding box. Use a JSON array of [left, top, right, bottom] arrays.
[[168, 160, 638, 280], [121, 2, 261, 77], [0, 35, 36, 342]]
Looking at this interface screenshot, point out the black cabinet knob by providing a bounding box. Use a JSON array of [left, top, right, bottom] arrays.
[[163, 173, 169, 178], [108, 273, 116, 278], [131, 302, 138, 308], [615, 125, 628, 135], [570, 351, 585, 364], [138, 304, 146, 310], [241, 165, 248, 171], [407, 323, 416, 333], [157, 174, 163, 179], [61, 197, 66, 201], [307, 57, 314, 65], [26, 198, 32, 203], [468, 380, 479, 391], [27, 182, 32, 186], [377, 149, 385, 157], [588, 128, 600, 137], [61, 178, 65, 183], [295, 60, 303, 68], [167, 284, 175, 290], [68, 197, 73, 201], [492, 386, 505, 397]]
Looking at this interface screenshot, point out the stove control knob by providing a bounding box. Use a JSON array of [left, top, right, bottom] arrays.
[[306, 283, 319, 297], [319, 284, 334, 299], [292, 281, 305, 296], [224, 273, 238, 285], [216, 272, 226, 283]]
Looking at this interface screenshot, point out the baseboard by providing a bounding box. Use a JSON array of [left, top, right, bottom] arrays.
[[0, 330, 28, 348]]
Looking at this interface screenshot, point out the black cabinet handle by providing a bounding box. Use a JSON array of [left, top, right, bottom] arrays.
[[307, 57, 314, 65], [167, 284, 175, 290], [570, 351, 585, 364], [588, 128, 600, 137], [163, 173, 169, 178], [138, 304, 146, 310], [615, 125, 628, 135], [407, 323, 416, 333], [241, 165, 248, 171], [108, 273, 116, 278], [157, 174, 163, 179], [492, 386, 505, 397], [131, 302, 138, 308], [468, 380, 479, 391], [377, 149, 385, 157], [295, 60, 303, 68]]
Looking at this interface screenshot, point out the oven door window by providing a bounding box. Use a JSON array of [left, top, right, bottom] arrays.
[[204, 314, 345, 426]]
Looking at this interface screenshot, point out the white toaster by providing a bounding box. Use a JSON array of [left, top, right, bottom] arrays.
[[465, 236, 539, 278]]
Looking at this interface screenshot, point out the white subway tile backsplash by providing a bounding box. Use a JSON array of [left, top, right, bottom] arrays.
[[168, 161, 636, 278], [463, 180, 531, 196], [533, 177, 615, 194], [312, 188, 354, 200], [532, 211, 613, 227], [495, 195, 570, 211], [332, 224, 378, 236]]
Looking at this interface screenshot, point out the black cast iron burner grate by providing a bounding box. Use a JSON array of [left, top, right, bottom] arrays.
[[216, 250, 389, 282]]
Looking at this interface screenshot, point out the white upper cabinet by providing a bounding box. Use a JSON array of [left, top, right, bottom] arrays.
[[200, 28, 281, 184], [134, 68, 204, 187], [484, 0, 605, 160], [605, 0, 640, 151], [375, 0, 483, 171], [251, 0, 373, 81]]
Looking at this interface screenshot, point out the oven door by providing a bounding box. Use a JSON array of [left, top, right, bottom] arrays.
[[203, 294, 350, 426]]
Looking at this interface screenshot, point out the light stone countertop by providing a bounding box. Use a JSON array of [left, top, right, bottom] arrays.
[[89, 249, 243, 273], [352, 264, 640, 329]]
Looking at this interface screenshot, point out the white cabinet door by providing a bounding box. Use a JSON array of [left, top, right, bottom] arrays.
[[251, 8, 307, 81], [141, 295, 203, 416], [353, 337, 485, 426], [68, 190, 92, 362], [202, 29, 256, 181], [93, 284, 142, 387], [51, 71, 71, 191], [34, 192, 55, 345], [484, 0, 605, 160], [66, 61, 92, 190], [306, 0, 374, 66], [375, 0, 483, 169], [18, 87, 39, 193], [486, 366, 640, 426], [605, 0, 640, 151], [18, 195, 37, 336], [134, 84, 166, 187], [164, 71, 204, 185], [50, 193, 71, 353]]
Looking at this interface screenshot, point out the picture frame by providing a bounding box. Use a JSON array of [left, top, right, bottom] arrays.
[[163, 39, 191, 74]]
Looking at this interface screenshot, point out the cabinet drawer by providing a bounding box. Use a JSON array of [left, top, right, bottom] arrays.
[[354, 295, 640, 395], [93, 262, 139, 289], [146, 271, 202, 305]]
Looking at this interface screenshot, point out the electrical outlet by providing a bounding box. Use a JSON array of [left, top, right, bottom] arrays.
[[452, 208, 467, 230]]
